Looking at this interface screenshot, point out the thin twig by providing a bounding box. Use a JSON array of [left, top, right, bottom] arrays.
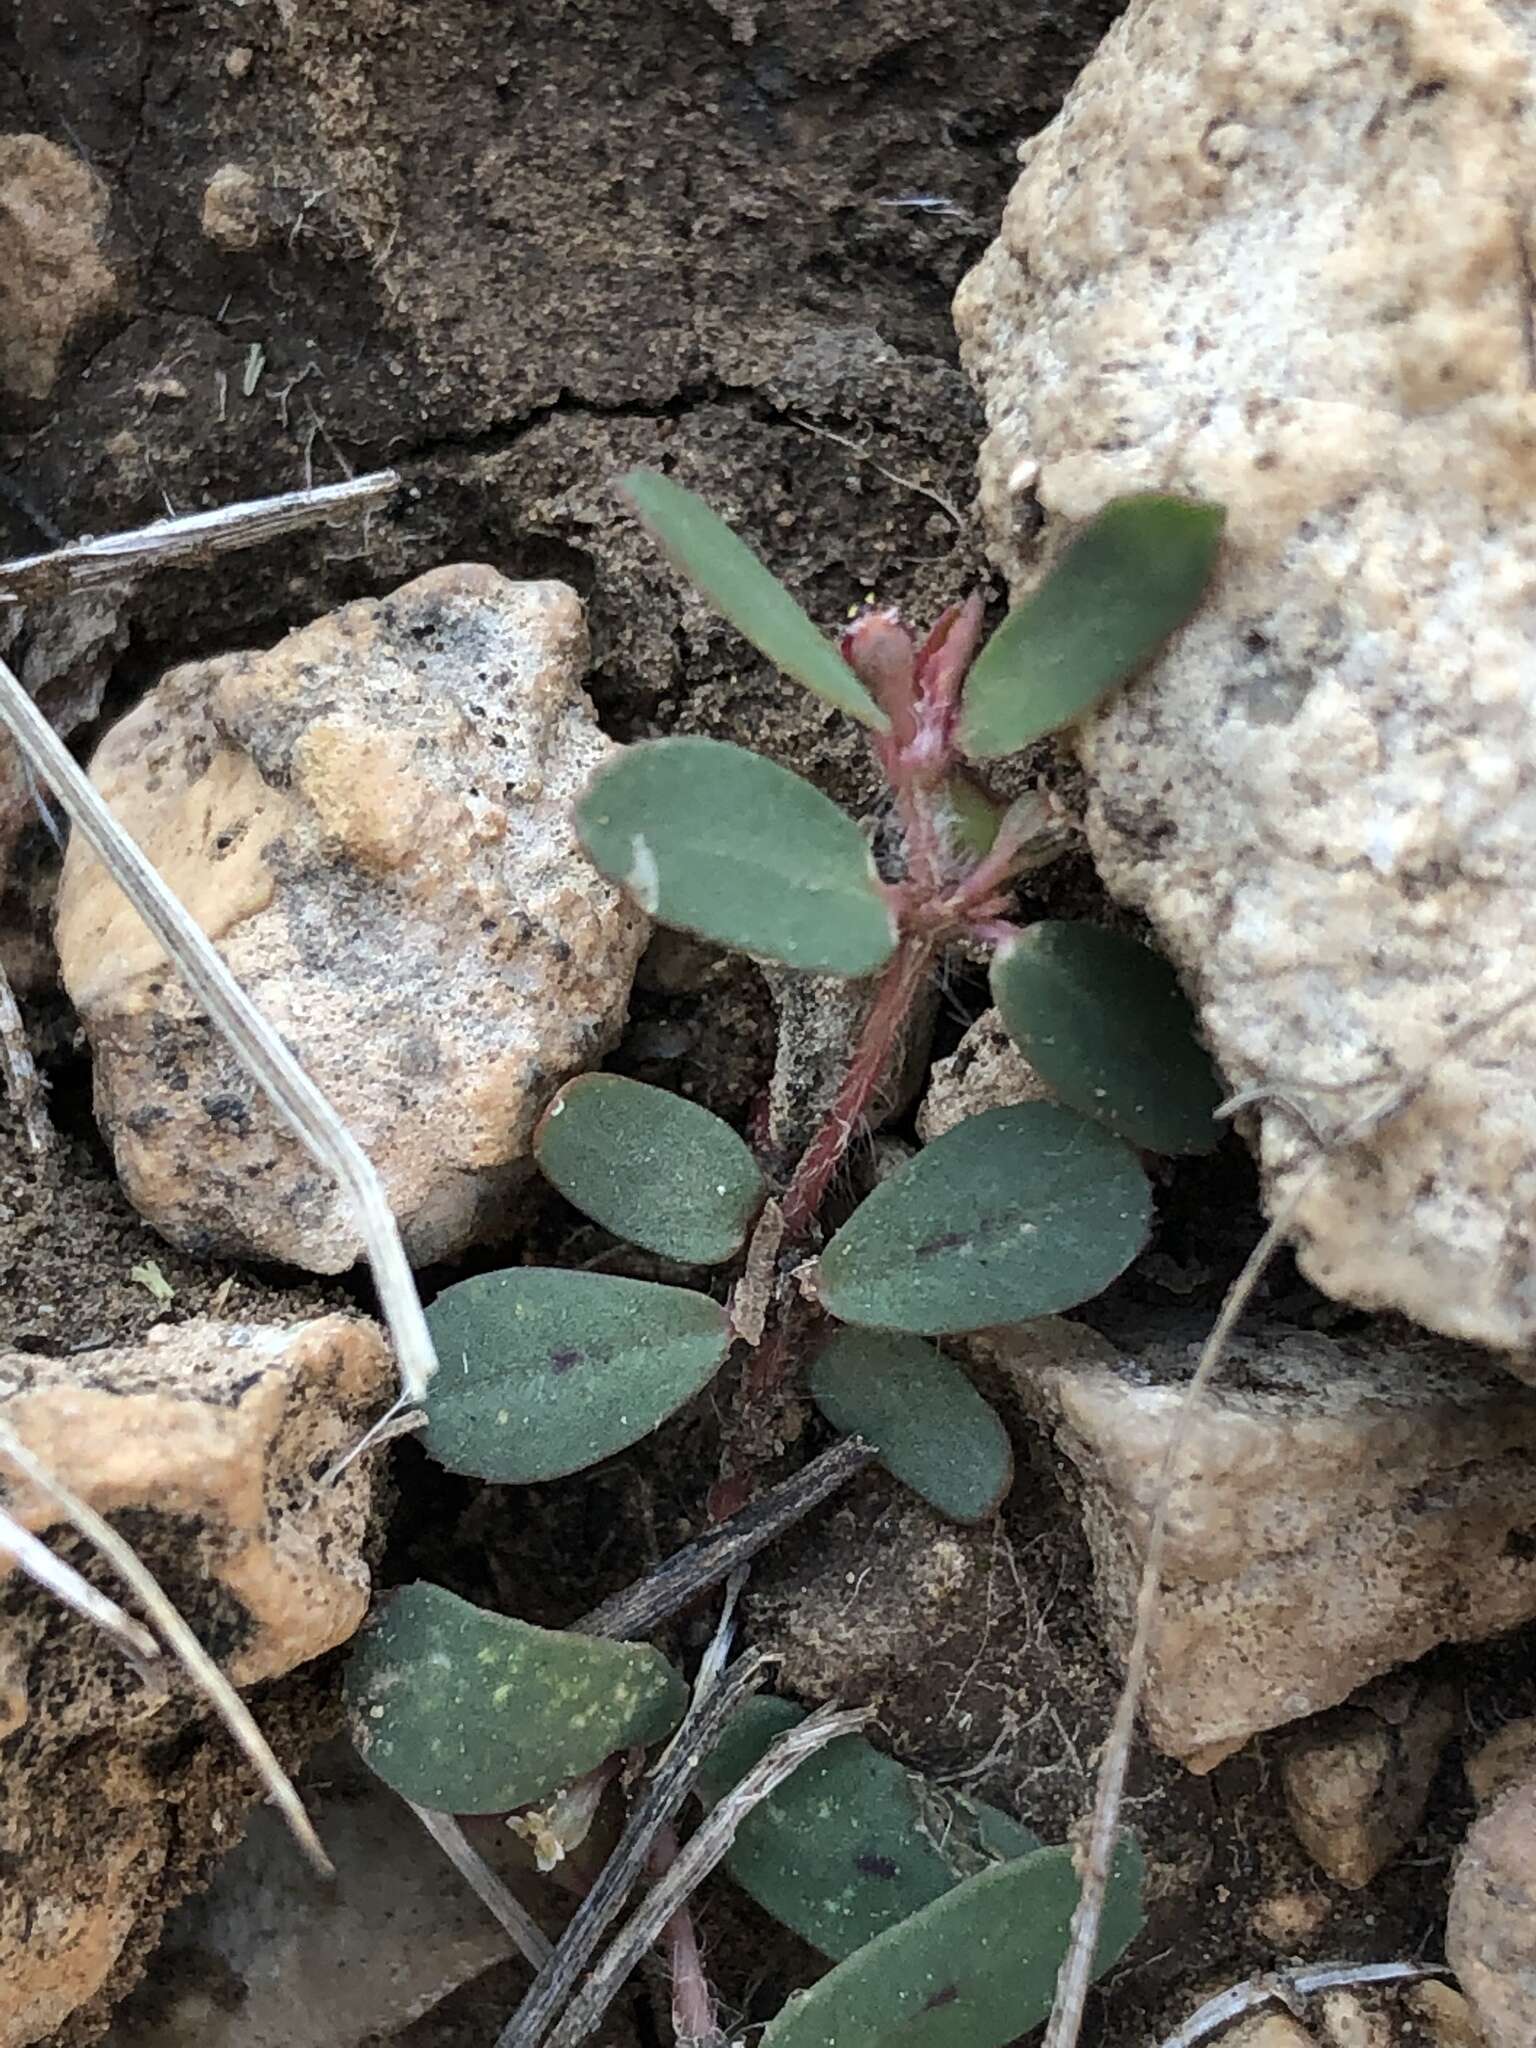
[[0, 472, 399, 602], [1154, 1958, 1451, 2048], [495, 1652, 769, 2048], [0, 1499, 160, 1672], [0, 648, 437, 1416], [573, 1437, 876, 1640], [0, 957, 54, 1156], [0, 1416, 331, 1874], [545, 1702, 873, 2048], [786, 417, 965, 530], [408, 1803, 555, 1971], [1043, 976, 1536, 2048]]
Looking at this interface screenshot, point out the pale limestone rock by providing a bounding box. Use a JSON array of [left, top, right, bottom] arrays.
[[1448, 1778, 1536, 2048], [57, 568, 647, 1272], [982, 1318, 1536, 1765], [955, 0, 1536, 1360], [916, 1006, 1049, 1143], [0, 1314, 392, 2048], [0, 134, 115, 399], [1281, 1672, 1456, 1887], [1465, 1716, 1536, 1811], [1403, 1982, 1488, 2048]]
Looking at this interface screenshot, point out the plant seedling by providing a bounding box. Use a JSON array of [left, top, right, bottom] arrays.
[[345, 468, 1222, 2044]]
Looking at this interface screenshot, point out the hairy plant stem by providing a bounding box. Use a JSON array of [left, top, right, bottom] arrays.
[[779, 934, 933, 1239]]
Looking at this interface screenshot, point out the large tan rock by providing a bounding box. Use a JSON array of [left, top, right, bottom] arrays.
[[0, 1313, 392, 2048], [955, 0, 1536, 1359], [57, 568, 648, 1272], [1448, 1777, 1536, 2048], [982, 1318, 1536, 1766], [0, 134, 116, 400]]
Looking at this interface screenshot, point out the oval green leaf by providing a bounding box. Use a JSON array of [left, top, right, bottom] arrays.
[[621, 468, 888, 732], [423, 1268, 730, 1482], [762, 1838, 1144, 2048], [346, 1582, 687, 1814], [535, 1074, 766, 1265], [991, 921, 1224, 1154], [695, 1697, 1040, 1960], [959, 495, 1224, 760], [809, 1330, 1013, 1524], [816, 1103, 1151, 1335], [577, 737, 898, 976]]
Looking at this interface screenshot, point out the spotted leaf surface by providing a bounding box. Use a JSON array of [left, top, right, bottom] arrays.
[[346, 1582, 686, 1813], [535, 1073, 765, 1265], [423, 1268, 730, 1482], [695, 1698, 1039, 1960], [991, 920, 1224, 1154], [808, 1330, 1012, 1523], [816, 1103, 1151, 1334], [960, 495, 1223, 759], [577, 738, 898, 976], [762, 1837, 1144, 2048]]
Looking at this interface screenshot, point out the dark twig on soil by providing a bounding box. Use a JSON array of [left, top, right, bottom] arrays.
[[1154, 1959, 1452, 2048], [495, 1651, 770, 2048], [0, 471, 399, 601], [573, 1436, 877, 1641], [544, 1701, 872, 2048]]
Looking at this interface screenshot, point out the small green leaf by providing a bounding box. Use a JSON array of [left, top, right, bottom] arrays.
[[346, 1583, 686, 1813], [959, 495, 1224, 760], [817, 1103, 1151, 1334], [535, 1074, 766, 1264], [696, 1698, 1039, 1960], [621, 468, 889, 732], [577, 737, 898, 976], [992, 921, 1224, 1154], [809, 1331, 1012, 1523], [423, 1268, 730, 1482], [762, 1837, 1144, 2048]]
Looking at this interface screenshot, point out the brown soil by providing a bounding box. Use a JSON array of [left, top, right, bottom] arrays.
[[5, 5, 1535, 2048]]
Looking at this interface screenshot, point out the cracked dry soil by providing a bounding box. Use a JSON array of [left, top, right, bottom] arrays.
[[6, 5, 1532, 2047]]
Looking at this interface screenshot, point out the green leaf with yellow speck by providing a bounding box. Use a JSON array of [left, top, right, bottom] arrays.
[[345, 1582, 687, 1813]]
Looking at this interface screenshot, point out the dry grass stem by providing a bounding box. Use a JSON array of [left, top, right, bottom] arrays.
[[0, 1499, 161, 1672], [0, 1415, 331, 1873], [0, 471, 398, 602], [0, 647, 437, 1413], [544, 1702, 873, 2048], [1155, 1958, 1451, 2048], [409, 1803, 555, 1971]]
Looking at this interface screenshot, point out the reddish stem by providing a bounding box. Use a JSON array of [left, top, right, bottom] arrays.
[[648, 1826, 720, 2047], [780, 935, 933, 1239]]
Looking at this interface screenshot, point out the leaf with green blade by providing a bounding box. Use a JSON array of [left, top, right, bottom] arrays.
[[762, 1838, 1144, 2048], [992, 920, 1224, 1154], [809, 1330, 1012, 1523], [695, 1697, 1039, 1960], [423, 1268, 730, 1482], [622, 468, 888, 732], [577, 737, 898, 976], [816, 1103, 1151, 1334], [959, 495, 1224, 760], [535, 1074, 766, 1264], [346, 1582, 686, 1813]]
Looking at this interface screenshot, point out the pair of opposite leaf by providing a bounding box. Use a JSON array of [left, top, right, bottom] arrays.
[[347, 1590, 1143, 2048]]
